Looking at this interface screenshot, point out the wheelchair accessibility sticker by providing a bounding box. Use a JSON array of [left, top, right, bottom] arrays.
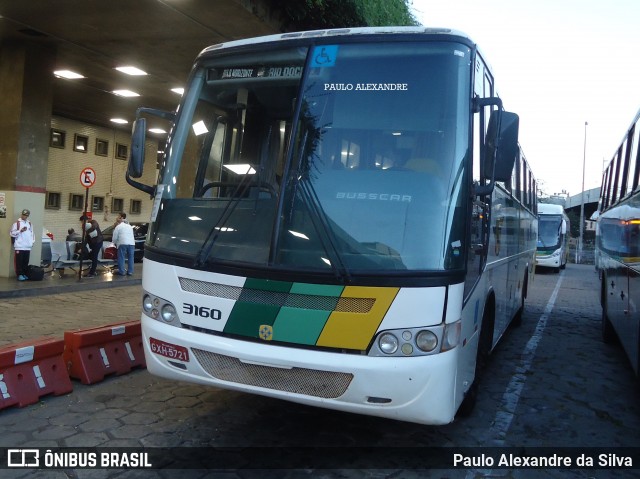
[[311, 45, 338, 67]]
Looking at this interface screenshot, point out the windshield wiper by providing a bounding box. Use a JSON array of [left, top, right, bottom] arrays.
[[296, 173, 352, 283], [284, 128, 351, 283], [194, 173, 254, 267]]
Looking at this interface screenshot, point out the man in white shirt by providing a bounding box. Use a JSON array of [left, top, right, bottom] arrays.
[[112, 213, 136, 275], [9, 209, 35, 280]]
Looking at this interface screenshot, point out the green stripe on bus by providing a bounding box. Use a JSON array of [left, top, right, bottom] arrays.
[[224, 301, 280, 338], [272, 307, 330, 345], [224, 280, 345, 342], [289, 282, 344, 297]]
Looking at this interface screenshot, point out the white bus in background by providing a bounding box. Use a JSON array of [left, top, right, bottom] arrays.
[[536, 203, 570, 272], [126, 27, 538, 425]]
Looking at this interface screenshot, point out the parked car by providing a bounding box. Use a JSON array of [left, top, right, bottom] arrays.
[[101, 222, 148, 262]]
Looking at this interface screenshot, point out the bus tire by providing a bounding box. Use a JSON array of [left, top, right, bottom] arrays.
[[457, 300, 494, 418]]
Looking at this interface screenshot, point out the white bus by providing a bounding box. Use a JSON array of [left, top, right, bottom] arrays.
[[597, 107, 640, 376], [127, 27, 538, 425], [536, 203, 570, 272]]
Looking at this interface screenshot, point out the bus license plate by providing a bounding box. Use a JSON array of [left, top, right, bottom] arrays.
[[150, 337, 190, 362]]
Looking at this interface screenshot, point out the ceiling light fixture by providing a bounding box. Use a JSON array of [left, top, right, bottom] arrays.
[[54, 70, 84, 79], [116, 66, 147, 76], [110, 118, 128, 124], [112, 89, 140, 97], [171, 87, 184, 95], [223, 164, 256, 175], [192, 120, 208, 136], [149, 128, 167, 134]]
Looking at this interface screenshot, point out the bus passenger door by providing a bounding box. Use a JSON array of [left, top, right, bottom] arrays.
[[465, 199, 487, 298]]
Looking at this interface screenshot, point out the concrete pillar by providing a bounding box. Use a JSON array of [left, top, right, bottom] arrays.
[[0, 40, 55, 277]]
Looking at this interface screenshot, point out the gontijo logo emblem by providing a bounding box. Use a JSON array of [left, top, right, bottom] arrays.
[[259, 325, 273, 341]]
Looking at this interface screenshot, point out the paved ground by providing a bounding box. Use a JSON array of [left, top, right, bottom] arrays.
[[0, 264, 639, 479], [1, 285, 140, 347]]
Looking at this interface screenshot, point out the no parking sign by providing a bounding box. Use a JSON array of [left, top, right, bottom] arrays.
[[80, 167, 96, 188]]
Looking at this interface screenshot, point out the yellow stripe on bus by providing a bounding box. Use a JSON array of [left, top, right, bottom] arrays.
[[316, 286, 399, 350]]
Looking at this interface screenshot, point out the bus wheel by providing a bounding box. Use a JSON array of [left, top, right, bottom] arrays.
[[457, 305, 493, 417]]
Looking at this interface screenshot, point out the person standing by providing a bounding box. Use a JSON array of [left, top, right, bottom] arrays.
[[83, 218, 104, 277], [9, 209, 35, 281], [112, 213, 135, 275]]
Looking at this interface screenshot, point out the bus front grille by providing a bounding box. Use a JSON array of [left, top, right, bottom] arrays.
[[192, 349, 353, 399], [178, 277, 374, 313]]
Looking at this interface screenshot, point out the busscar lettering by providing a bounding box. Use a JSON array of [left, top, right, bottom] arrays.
[[336, 192, 412, 202]]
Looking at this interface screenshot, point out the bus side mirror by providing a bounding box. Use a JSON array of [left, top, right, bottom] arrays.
[[126, 107, 174, 196], [485, 111, 519, 182], [128, 117, 147, 178], [561, 220, 567, 235], [126, 117, 154, 195]]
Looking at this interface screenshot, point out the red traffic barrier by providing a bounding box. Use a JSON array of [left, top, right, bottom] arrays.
[[63, 320, 146, 385], [0, 337, 73, 410]]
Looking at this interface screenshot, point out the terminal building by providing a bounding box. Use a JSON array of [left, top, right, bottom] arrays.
[[0, 0, 281, 277]]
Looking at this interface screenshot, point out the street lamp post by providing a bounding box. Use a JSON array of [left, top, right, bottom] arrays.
[[579, 121, 588, 264]]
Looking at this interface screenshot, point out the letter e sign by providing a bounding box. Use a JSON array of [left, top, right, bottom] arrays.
[[80, 167, 96, 188]]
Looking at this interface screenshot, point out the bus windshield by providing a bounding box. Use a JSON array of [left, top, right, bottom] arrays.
[[151, 40, 471, 275], [537, 215, 563, 250]]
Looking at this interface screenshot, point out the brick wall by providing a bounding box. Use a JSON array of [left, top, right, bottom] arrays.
[[45, 116, 159, 240]]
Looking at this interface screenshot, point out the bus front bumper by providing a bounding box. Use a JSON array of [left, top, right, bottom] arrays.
[[141, 316, 460, 425]]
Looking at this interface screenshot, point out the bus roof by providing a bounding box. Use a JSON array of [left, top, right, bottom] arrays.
[[199, 26, 475, 57], [538, 203, 566, 215], [600, 203, 640, 221]]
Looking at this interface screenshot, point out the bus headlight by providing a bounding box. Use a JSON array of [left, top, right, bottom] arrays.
[[141, 290, 181, 327], [370, 320, 461, 357], [416, 330, 438, 352], [142, 294, 154, 313], [161, 304, 178, 323], [378, 333, 399, 354]]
